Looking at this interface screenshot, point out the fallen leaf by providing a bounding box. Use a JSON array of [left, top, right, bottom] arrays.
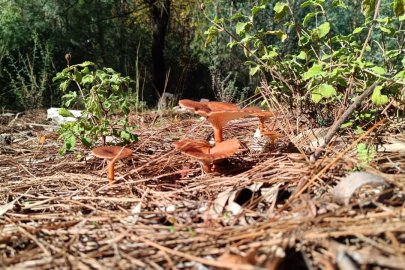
[[0, 195, 23, 216], [333, 172, 386, 205]]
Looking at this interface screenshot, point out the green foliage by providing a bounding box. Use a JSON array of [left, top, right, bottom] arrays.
[[357, 142, 376, 166], [53, 62, 138, 155], [203, 0, 405, 127], [3, 33, 52, 110]]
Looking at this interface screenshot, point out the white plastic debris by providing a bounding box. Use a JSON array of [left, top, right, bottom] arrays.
[[47, 107, 82, 125]]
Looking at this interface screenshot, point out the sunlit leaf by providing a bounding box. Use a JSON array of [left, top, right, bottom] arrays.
[[265, 30, 287, 42], [252, 5, 266, 16], [58, 108, 74, 117], [301, 0, 316, 8], [317, 22, 330, 38], [361, 0, 376, 17], [311, 84, 337, 103], [353, 27, 364, 34], [303, 64, 323, 80], [274, 2, 289, 22], [303, 12, 316, 26], [370, 66, 386, 75], [371, 86, 388, 105], [393, 0, 405, 17]]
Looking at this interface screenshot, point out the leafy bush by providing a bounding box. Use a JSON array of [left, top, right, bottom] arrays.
[[203, 0, 405, 118], [53, 62, 138, 154]]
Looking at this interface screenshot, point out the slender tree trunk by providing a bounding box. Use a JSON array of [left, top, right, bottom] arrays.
[[119, 0, 126, 75], [149, 0, 171, 99], [95, 0, 107, 66]]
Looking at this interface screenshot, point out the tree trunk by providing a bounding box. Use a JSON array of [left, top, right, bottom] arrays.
[[149, 0, 171, 99], [95, 0, 107, 66], [119, 0, 126, 75]]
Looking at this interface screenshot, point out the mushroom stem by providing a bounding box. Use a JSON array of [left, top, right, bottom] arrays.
[[259, 120, 265, 133], [108, 161, 115, 185], [214, 128, 223, 143], [201, 160, 211, 173]]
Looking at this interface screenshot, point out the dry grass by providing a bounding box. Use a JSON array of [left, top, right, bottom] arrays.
[[1, 110, 404, 269]]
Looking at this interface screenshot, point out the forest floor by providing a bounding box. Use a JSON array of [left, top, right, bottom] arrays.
[[1, 109, 405, 270]]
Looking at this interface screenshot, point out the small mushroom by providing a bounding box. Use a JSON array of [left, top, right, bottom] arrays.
[[92, 146, 133, 186], [251, 111, 279, 133], [173, 139, 240, 173], [179, 99, 261, 143], [261, 131, 283, 149]]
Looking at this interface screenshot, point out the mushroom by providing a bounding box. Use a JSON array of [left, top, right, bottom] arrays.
[[179, 99, 261, 143], [261, 131, 283, 149], [92, 146, 133, 186], [173, 139, 240, 173], [250, 111, 279, 133]]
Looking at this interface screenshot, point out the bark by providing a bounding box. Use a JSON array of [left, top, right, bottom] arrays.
[[95, 0, 107, 66], [149, 0, 171, 99], [119, 0, 126, 75]]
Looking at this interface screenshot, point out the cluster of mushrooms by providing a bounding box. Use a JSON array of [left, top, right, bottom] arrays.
[[173, 99, 281, 173], [90, 99, 281, 187]]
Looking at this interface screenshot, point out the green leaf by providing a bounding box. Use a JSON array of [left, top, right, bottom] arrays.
[[244, 61, 257, 66], [371, 86, 388, 105], [265, 30, 287, 42], [96, 70, 108, 80], [53, 72, 67, 82], [82, 67, 91, 74], [303, 12, 316, 26], [60, 80, 71, 91], [104, 67, 115, 74], [231, 13, 247, 20], [311, 84, 337, 103], [341, 120, 354, 128], [303, 64, 323, 80], [393, 0, 405, 17], [261, 0, 270, 5], [64, 134, 76, 151], [370, 66, 386, 75], [120, 130, 131, 141], [317, 22, 330, 38], [297, 51, 306, 60], [332, 0, 347, 8], [79, 136, 92, 147], [58, 108, 74, 117], [236, 22, 252, 37], [78, 61, 95, 67], [353, 27, 364, 34], [301, 1, 316, 8], [81, 74, 94, 85], [250, 66, 260, 76], [361, 0, 376, 17], [274, 2, 289, 22], [213, 16, 224, 24], [379, 26, 395, 35], [400, 14, 405, 21], [74, 68, 82, 83], [252, 5, 266, 16], [298, 34, 310, 46], [227, 41, 239, 49]]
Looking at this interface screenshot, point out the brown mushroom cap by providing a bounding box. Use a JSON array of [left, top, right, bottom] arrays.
[[92, 146, 133, 160], [251, 111, 279, 132], [179, 99, 263, 143], [261, 131, 283, 148], [173, 139, 240, 172], [174, 139, 239, 160]]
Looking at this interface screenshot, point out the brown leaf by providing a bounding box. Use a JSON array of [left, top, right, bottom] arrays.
[[333, 172, 386, 205]]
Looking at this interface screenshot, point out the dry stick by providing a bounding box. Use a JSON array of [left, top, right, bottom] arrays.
[[313, 81, 380, 160], [278, 117, 387, 214], [315, 0, 383, 160]]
